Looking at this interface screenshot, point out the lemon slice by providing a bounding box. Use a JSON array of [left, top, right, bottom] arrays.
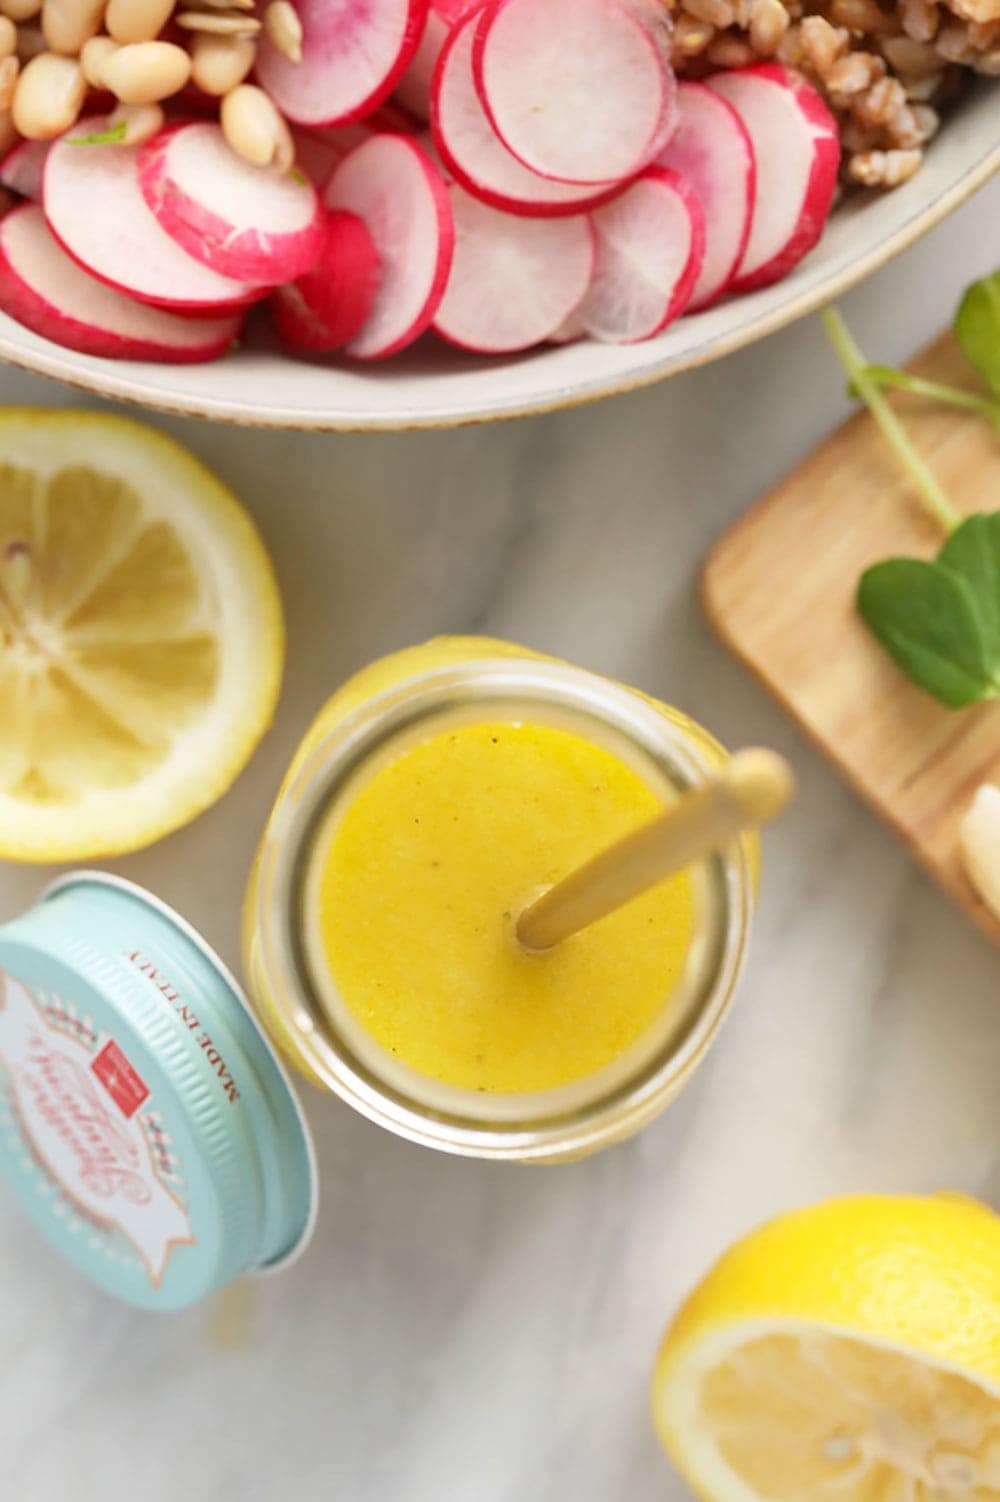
[[653, 1195, 1000, 1502], [0, 409, 283, 860]]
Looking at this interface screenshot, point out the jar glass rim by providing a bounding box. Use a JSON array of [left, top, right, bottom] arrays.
[[250, 657, 754, 1161]]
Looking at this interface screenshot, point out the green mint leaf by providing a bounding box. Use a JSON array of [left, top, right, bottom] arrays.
[[938, 511, 1000, 667], [70, 121, 128, 146], [858, 557, 997, 708], [954, 271, 1000, 399]]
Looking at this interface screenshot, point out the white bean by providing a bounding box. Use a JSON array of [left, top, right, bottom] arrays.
[[12, 50, 84, 137], [1, 0, 42, 22], [99, 37, 190, 101], [0, 16, 17, 56], [221, 82, 292, 170], [263, 0, 301, 61], [176, 9, 258, 32], [106, 0, 174, 45], [80, 31, 117, 83], [42, 0, 106, 55], [190, 29, 254, 93], [106, 98, 162, 141]]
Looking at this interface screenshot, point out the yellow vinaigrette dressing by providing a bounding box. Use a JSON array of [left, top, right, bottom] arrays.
[[304, 719, 696, 1095], [244, 638, 755, 1161]]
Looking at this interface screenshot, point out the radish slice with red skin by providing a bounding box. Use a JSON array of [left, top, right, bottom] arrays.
[[473, 0, 673, 186], [291, 115, 412, 188], [0, 203, 242, 362], [1, 139, 50, 200], [657, 81, 754, 311], [395, 0, 482, 119], [395, 7, 448, 121], [431, 13, 622, 219], [256, 0, 429, 127], [138, 121, 323, 283], [549, 310, 586, 344], [293, 126, 355, 190], [272, 208, 380, 352], [433, 186, 593, 353], [434, 0, 480, 19], [708, 64, 839, 293], [324, 133, 453, 359], [577, 166, 704, 343], [44, 117, 264, 311]]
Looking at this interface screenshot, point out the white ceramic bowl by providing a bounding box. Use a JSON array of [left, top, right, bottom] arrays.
[[2, 84, 997, 429]]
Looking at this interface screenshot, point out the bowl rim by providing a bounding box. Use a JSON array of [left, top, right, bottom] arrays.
[[1, 126, 998, 431]]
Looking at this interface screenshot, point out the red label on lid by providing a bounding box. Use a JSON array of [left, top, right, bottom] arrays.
[[91, 1040, 150, 1119]]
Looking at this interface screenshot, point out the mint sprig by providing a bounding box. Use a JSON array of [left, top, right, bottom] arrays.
[[822, 299, 1000, 710]]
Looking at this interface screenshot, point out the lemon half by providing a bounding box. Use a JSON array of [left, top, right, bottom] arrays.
[[0, 410, 283, 860], [653, 1195, 1000, 1502]]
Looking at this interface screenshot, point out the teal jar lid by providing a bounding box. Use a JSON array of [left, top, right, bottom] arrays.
[[0, 873, 317, 1311]]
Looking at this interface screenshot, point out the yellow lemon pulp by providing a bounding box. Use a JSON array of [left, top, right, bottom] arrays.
[[653, 1195, 1000, 1502], [0, 410, 282, 860], [306, 719, 695, 1094]]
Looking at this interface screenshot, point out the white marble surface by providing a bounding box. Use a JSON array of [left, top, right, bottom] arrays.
[[1, 180, 999, 1502]]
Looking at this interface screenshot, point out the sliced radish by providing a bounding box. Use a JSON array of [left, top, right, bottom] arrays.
[[138, 121, 323, 283], [708, 64, 839, 293], [393, 0, 482, 119], [473, 0, 672, 186], [293, 126, 356, 190], [433, 186, 593, 352], [577, 166, 703, 343], [624, 0, 673, 31], [657, 81, 754, 312], [324, 133, 453, 359], [272, 208, 380, 352], [256, 0, 429, 127], [44, 116, 263, 311], [434, 0, 480, 18], [432, 13, 622, 218], [395, 7, 449, 121], [1, 139, 50, 200], [549, 311, 586, 344], [291, 115, 414, 187], [0, 203, 241, 362]]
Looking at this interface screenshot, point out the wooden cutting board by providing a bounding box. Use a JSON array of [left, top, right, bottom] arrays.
[[702, 330, 1000, 946]]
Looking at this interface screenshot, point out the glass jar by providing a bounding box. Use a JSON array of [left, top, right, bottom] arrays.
[[243, 638, 755, 1163]]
